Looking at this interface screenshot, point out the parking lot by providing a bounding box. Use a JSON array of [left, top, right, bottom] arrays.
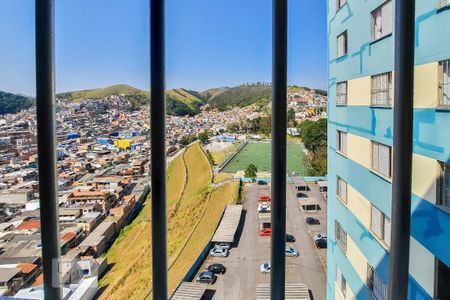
[[194, 181, 327, 299]]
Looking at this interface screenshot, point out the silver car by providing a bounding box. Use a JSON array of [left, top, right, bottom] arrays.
[[215, 242, 231, 250], [285, 246, 299, 257], [260, 262, 271, 274], [314, 233, 327, 241], [210, 245, 228, 257]]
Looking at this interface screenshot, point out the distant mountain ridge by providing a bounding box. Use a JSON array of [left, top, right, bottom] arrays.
[[2, 83, 326, 116], [0, 91, 34, 115]]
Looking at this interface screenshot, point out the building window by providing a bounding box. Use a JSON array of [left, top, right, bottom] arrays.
[[371, 72, 392, 106], [440, 0, 450, 8], [371, 141, 392, 178], [439, 59, 450, 106], [335, 221, 347, 254], [337, 131, 348, 155], [337, 31, 348, 58], [336, 266, 347, 297], [336, 81, 348, 105], [337, 176, 348, 204], [337, 0, 347, 10], [370, 205, 391, 247], [371, 0, 393, 41], [439, 163, 450, 210], [367, 264, 388, 300], [436, 259, 450, 299]]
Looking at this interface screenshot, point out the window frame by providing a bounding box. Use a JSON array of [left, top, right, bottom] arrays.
[[438, 59, 450, 108], [371, 141, 392, 179], [371, 0, 393, 42], [336, 266, 347, 297], [367, 264, 388, 300], [336, 130, 348, 156], [337, 31, 348, 58], [337, 176, 348, 204], [335, 220, 347, 254], [336, 81, 348, 106], [336, 0, 347, 11], [370, 204, 391, 248], [371, 72, 393, 107], [438, 162, 450, 211]]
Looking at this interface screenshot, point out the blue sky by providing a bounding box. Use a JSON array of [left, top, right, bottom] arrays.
[[0, 0, 327, 96]]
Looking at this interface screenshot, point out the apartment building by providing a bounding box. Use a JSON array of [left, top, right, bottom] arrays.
[[328, 1, 450, 299]]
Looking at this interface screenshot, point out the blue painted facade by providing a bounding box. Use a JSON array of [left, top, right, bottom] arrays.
[[327, 1, 450, 299]]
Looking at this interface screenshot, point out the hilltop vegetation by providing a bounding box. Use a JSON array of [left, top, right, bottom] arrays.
[[0, 91, 34, 115], [206, 83, 272, 111], [54, 82, 325, 116]]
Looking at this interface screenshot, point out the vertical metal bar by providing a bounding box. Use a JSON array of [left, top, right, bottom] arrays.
[[35, 0, 62, 299], [271, 0, 288, 299], [150, 0, 168, 299], [389, 0, 415, 299]]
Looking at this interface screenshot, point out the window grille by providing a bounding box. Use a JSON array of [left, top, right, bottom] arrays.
[[337, 176, 348, 203], [439, 60, 450, 106], [372, 141, 392, 177], [367, 264, 388, 300], [336, 82, 348, 105], [337, 31, 348, 58], [335, 221, 347, 254], [371, 72, 392, 106], [337, 131, 348, 155], [371, 1, 393, 41]]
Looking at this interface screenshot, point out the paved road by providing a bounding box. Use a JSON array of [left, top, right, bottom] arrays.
[[195, 182, 326, 300]]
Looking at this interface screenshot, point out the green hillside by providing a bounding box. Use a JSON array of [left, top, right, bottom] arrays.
[[200, 87, 229, 100], [206, 83, 272, 111], [57, 85, 206, 116], [0, 91, 34, 115], [166, 88, 205, 116]]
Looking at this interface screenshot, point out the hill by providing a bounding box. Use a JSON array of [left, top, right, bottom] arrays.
[[206, 83, 272, 111], [200, 87, 229, 100], [0, 91, 34, 115], [166, 88, 205, 116], [57, 85, 206, 116]]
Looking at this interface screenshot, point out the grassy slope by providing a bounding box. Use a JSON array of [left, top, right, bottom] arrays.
[[167, 88, 204, 107], [167, 154, 187, 208], [57, 84, 149, 101], [209, 142, 240, 165], [99, 142, 239, 299]]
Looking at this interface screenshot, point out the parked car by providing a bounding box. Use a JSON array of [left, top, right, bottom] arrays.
[[210, 245, 229, 257], [296, 192, 308, 198], [207, 263, 226, 274], [258, 195, 271, 202], [305, 217, 320, 225], [257, 180, 268, 185], [259, 228, 272, 236], [313, 233, 327, 241], [286, 233, 296, 243], [315, 238, 327, 249], [258, 203, 271, 213], [260, 262, 271, 274], [196, 271, 217, 285], [285, 246, 300, 257], [215, 242, 231, 249]]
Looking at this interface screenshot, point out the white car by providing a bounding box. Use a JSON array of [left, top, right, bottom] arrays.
[[260, 262, 271, 274], [210, 245, 228, 257], [313, 233, 327, 241], [258, 203, 271, 213], [215, 242, 231, 250], [285, 246, 299, 257]]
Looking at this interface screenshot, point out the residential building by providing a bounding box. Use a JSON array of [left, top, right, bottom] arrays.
[[328, 1, 450, 299]]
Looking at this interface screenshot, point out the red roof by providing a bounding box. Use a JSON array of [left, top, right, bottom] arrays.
[[61, 231, 77, 241], [16, 220, 41, 231]]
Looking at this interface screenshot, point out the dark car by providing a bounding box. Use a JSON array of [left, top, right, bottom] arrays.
[[306, 217, 320, 225], [207, 263, 226, 274], [286, 234, 296, 243], [296, 192, 308, 198], [196, 271, 217, 285], [315, 238, 327, 249], [257, 180, 268, 185]]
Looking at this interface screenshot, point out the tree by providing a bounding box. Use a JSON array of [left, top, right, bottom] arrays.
[[198, 130, 209, 144], [299, 119, 327, 155], [244, 164, 258, 182], [287, 108, 297, 127]]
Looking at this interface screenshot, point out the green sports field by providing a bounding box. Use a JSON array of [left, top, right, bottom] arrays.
[[222, 141, 306, 174]]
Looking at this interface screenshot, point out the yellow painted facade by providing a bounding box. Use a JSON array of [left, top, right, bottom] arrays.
[[344, 62, 438, 108], [114, 139, 132, 150], [347, 184, 372, 229], [347, 133, 371, 169], [409, 237, 436, 296], [412, 154, 437, 204], [347, 77, 371, 106], [334, 281, 356, 300], [346, 235, 368, 283], [414, 62, 439, 108]]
